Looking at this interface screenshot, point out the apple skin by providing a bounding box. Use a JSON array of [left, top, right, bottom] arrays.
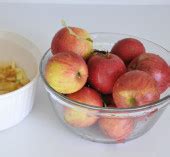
[[87, 53, 126, 94], [112, 70, 160, 108], [45, 52, 88, 94], [111, 38, 145, 64], [51, 27, 93, 59], [98, 118, 134, 142], [64, 87, 103, 128], [128, 53, 170, 94]]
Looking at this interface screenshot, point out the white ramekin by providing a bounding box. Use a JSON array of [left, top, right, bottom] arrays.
[[0, 31, 40, 131]]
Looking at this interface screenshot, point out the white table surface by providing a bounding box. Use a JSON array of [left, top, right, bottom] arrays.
[[0, 3, 170, 157]]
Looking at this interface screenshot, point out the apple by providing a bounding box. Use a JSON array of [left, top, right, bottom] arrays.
[[128, 53, 170, 93], [87, 52, 126, 94], [51, 27, 93, 59], [98, 118, 134, 142], [45, 52, 88, 94], [112, 70, 160, 108], [111, 38, 145, 64], [64, 87, 103, 128]]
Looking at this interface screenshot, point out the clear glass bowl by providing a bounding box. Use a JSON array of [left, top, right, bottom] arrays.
[[40, 33, 170, 144]]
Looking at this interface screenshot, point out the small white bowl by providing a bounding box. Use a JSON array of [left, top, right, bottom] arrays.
[[0, 31, 40, 131]]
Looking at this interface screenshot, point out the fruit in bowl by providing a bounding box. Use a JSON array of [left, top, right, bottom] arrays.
[[45, 52, 88, 94], [41, 24, 170, 143], [128, 53, 170, 94], [64, 87, 103, 128], [111, 38, 145, 64], [98, 117, 134, 142], [112, 70, 160, 108], [51, 24, 93, 59], [87, 51, 126, 94]]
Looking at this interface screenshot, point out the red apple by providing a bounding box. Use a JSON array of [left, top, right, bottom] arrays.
[[98, 118, 134, 142], [112, 70, 160, 108], [64, 87, 103, 128], [51, 27, 93, 59], [111, 38, 145, 64], [45, 52, 88, 94], [88, 52, 126, 94], [128, 53, 170, 93]]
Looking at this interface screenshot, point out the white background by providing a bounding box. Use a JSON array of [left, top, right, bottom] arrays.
[[0, 0, 170, 5], [0, 2, 170, 157]]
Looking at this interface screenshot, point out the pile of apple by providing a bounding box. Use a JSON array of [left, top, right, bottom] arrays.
[[45, 25, 170, 142]]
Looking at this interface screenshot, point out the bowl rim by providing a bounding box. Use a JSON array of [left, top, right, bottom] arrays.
[[40, 32, 170, 112], [0, 31, 40, 98]]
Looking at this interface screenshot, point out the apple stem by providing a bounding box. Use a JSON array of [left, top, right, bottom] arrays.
[[128, 97, 137, 106], [77, 72, 81, 78], [106, 51, 110, 58], [93, 49, 110, 58], [93, 49, 107, 54], [103, 103, 107, 108]]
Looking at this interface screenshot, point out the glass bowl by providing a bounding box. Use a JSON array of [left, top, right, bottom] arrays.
[[40, 33, 170, 144]]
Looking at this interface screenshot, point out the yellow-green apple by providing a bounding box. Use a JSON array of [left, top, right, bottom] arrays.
[[51, 27, 93, 59], [87, 52, 126, 94], [98, 118, 134, 142], [45, 52, 88, 94], [112, 70, 160, 108], [111, 38, 145, 64], [64, 87, 103, 128], [128, 53, 170, 94]]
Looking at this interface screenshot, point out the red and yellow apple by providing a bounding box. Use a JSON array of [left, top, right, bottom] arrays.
[[112, 70, 160, 108], [51, 27, 93, 59], [128, 53, 170, 94], [88, 52, 126, 94], [64, 87, 103, 128], [98, 118, 134, 142], [111, 38, 145, 64], [45, 52, 88, 94]]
